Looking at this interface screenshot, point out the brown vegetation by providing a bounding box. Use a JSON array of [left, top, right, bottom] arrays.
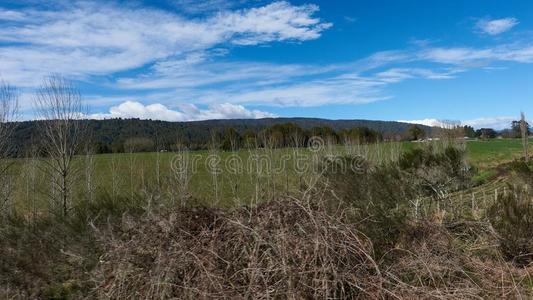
[[1, 146, 532, 299]]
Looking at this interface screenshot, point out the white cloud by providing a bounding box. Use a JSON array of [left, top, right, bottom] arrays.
[[375, 69, 414, 83], [419, 44, 533, 66], [462, 117, 516, 130], [400, 116, 522, 130], [419, 47, 494, 65], [398, 119, 453, 128], [476, 17, 518, 35], [213, 1, 332, 45], [375, 68, 459, 83], [499, 45, 533, 63], [355, 51, 411, 70], [0, 1, 330, 87], [90, 100, 276, 121]]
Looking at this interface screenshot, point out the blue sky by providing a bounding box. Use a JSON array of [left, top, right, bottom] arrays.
[[1, 0, 533, 128]]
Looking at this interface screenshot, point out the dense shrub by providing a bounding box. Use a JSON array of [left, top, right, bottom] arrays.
[[399, 145, 473, 198], [322, 156, 411, 256], [493, 160, 533, 264], [322, 144, 472, 256], [508, 159, 533, 176], [488, 180, 533, 265]]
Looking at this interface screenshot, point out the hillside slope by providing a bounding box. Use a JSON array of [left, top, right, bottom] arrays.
[[10, 117, 431, 154]]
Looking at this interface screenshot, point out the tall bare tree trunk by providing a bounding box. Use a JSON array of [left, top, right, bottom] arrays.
[[0, 80, 19, 216], [110, 156, 119, 203], [35, 75, 86, 217], [209, 131, 220, 206], [521, 112, 529, 162], [84, 145, 95, 204], [24, 145, 38, 225]]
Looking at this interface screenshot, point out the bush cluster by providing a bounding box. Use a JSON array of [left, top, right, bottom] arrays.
[[323, 144, 473, 256]]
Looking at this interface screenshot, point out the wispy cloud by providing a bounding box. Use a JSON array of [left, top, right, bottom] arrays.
[[0, 8, 26, 21], [0, 1, 331, 86], [344, 16, 356, 23], [419, 47, 493, 65], [114, 59, 461, 107], [110, 37, 533, 109], [418, 43, 533, 65], [375, 68, 460, 83], [476, 17, 518, 35]]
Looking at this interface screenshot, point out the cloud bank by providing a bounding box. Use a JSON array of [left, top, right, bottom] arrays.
[[90, 101, 276, 122], [399, 117, 521, 130]]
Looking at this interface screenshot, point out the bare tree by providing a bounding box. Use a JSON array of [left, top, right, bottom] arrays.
[[208, 130, 220, 206], [35, 75, 86, 217], [171, 139, 192, 207], [109, 156, 120, 203], [125, 139, 138, 201], [520, 112, 529, 162], [0, 80, 18, 154], [0, 80, 19, 214], [23, 143, 39, 225], [84, 144, 96, 204]]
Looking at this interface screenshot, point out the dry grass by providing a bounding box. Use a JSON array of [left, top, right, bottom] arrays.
[[87, 195, 532, 299], [92, 197, 385, 299], [387, 221, 532, 299]]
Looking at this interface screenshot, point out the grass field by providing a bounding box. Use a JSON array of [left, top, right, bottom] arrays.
[[466, 138, 531, 168], [8, 138, 531, 211]]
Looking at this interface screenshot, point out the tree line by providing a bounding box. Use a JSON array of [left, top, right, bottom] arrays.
[[9, 118, 403, 155]]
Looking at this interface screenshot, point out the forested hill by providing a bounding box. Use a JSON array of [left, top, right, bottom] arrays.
[[10, 117, 431, 154], [188, 117, 426, 133]]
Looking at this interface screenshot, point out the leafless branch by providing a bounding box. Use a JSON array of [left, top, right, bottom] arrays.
[[35, 75, 87, 216]]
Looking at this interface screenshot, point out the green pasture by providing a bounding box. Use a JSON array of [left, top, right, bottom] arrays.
[[7, 138, 530, 211], [465, 138, 531, 168]]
